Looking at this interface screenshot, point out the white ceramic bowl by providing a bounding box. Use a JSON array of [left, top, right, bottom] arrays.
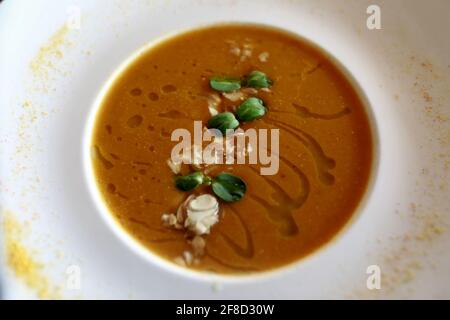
[[82, 22, 381, 283]]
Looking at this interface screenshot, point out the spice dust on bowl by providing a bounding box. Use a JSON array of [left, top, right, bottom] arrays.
[[86, 24, 375, 277]]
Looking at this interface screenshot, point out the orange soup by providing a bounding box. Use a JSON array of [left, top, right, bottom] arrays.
[[91, 24, 373, 274]]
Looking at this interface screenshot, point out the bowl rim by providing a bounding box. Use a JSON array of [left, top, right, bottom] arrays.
[[81, 21, 381, 284]]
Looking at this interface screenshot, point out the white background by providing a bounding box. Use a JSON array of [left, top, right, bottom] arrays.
[[0, 0, 449, 299]]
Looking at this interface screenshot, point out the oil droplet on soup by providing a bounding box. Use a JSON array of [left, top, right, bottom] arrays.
[[126, 114, 143, 128], [91, 24, 373, 274]]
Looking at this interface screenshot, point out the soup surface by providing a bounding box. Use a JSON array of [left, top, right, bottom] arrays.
[[91, 24, 373, 274]]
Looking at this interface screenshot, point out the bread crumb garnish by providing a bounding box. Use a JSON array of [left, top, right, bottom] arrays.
[[258, 51, 269, 62], [162, 194, 219, 268], [222, 90, 244, 102], [4, 211, 61, 299], [226, 40, 253, 62], [166, 159, 181, 174], [191, 235, 206, 256], [206, 93, 221, 116], [184, 194, 219, 235]]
